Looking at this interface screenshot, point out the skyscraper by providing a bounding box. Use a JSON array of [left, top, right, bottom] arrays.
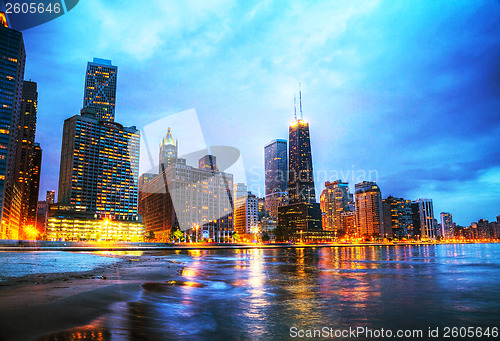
[[288, 120, 316, 204], [265, 139, 287, 195], [83, 58, 117, 122], [412, 198, 435, 240], [234, 192, 259, 235], [382, 196, 413, 239], [58, 109, 140, 220], [264, 139, 288, 218], [278, 87, 323, 238], [26, 143, 41, 227], [159, 127, 178, 172], [0, 17, 26, 239], [14, 81, 39, 228], [355, 181, 384, 239], [320, 180, 351, 234], [440, 212, 453, 239]]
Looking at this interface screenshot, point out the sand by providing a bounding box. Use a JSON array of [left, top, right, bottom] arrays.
[[0, 255, 183, 340]]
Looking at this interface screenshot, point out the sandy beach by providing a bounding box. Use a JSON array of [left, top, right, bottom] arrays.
[[0, 254, 183, 340]]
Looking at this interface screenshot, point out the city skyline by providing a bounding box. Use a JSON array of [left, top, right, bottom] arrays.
[[14, 0, 500, 225]]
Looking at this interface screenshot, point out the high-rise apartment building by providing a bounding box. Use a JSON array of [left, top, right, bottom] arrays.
[[320, 180, 351, 233], [440, 212, 453, 239], [234, 193, 259, 235], [83, 58, 117, 122], [382, 196, 413, 239], [58, 109, 140, 220], [411, 198, 435, 240], [355, 181, 384, 239], [0, 18, 26, 239]]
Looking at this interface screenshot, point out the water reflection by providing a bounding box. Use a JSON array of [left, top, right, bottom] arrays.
[[46, 244, 500, 340]]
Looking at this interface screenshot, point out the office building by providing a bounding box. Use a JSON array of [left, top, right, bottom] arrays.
[[0, 18, 26, 239], [138, 129, 234, 241], [36, 200, 48, 234], [264, 139, 288, 218], [382, 196, 413, 239], [288, 119, 316, 204], [58, 108, 140, 220], [158, 127, 178, 172], [320, 180, 351, 233], [355, 181, 384, 239], [46, 204, 144, 242], [25, 143, 41, 227], [411, 199, 435, 240], [440, 212, 453, 239], [83, 58, 117, 122], [278, 88, 323, 238], [7, 80, 41, 230], [233, 183, 248, 200]]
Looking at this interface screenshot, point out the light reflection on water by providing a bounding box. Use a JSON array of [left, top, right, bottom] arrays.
[[50, 244, 500, 340]]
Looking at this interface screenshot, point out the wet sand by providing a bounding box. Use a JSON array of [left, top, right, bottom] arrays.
[[0, 255, 183, 340]]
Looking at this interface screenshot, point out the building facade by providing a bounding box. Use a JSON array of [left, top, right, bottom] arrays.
[[412, 198, 435, 240], [382, 196, 413, 239], [46, 204, 144, 242], [264, 139, 288, 218], [440, 212, 453, 239], [320, 180, 351, 234], [288, 119, 316, 204], [58, 109, 140, 220], [83, 58, 117, 122], [355, 181, 384, 239], [139, 129, 234, 241], [234, 193, 259, 235], [0, 19, 26, 239]]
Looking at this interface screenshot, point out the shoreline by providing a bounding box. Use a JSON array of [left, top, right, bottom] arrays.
[[0, 240, 497, 252], [0, 254, 184, 340]]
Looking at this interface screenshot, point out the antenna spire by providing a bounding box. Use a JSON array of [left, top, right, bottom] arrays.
[[293, 92, 297, 120], [299, 82, 303, 119]]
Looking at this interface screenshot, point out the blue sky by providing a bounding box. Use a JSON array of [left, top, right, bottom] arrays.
[[19, 0, 500, 225]]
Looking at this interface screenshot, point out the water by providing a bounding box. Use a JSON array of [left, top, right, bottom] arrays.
[[51, 244, 500, 339], [0, 251, 119, 280]]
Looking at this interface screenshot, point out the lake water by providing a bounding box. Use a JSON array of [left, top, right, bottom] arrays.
[[48, 244, 500, 340], [0, 251, 119, 281]]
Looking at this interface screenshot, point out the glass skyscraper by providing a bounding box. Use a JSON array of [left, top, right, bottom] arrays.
[[0, 18, 26, 239], [288, 119, 316, 204], [278, 91, 323, 236], [264, 139, 288, 218], [264, 139, 287, 195], [83, 58, 117, 122]]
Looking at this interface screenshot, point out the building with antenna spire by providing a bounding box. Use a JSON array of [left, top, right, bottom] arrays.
[[277, 83, 323, 240]]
